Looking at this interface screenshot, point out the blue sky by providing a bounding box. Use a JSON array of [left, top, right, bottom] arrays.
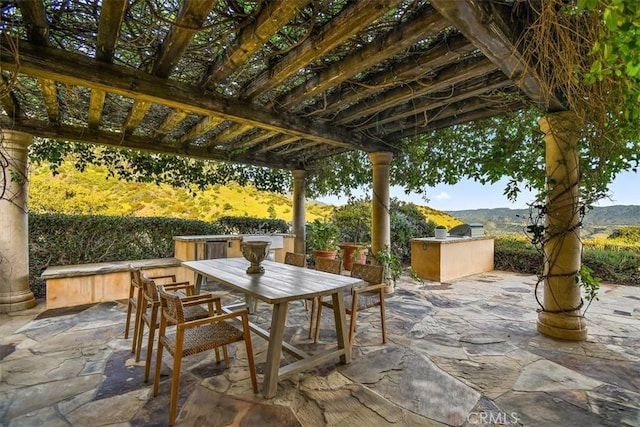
[[317, 170, 639, 211]]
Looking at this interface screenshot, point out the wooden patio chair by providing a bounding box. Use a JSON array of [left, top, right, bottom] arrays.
[[125, 267, 185, 354], [312, 258, 342, 341], [136, 273, 220, 382], [314, 262, 386, 345], [153, 285, 258, 426]]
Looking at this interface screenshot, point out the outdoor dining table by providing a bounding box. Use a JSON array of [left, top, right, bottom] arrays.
[[182, 257, 364, 398]]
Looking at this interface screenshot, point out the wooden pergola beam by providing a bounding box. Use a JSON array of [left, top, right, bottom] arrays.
[[429, 0, 565, 112], [241, 0, 403, 101], [125, 0, 216, 136], [308, 33, 476, 118], [335, 56, 498, 125], [176, 116, 224, 144], [379, 90, 521, 135], [157, 110, 189, 135], [202, 0, 311, 87], [275, 5, 448, 110], [18, 0, 59, 123], [1, 39, 384, 151], [255, 135, 301, 154], [386, 101, 524, 142], [0, 116, 296, 169], [89, 0, 127, 129], [357, 71, 512, 131], [203, 123, 254, 147]]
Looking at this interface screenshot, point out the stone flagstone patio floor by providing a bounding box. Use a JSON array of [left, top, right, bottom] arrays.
[[1, 270, 639, 426]]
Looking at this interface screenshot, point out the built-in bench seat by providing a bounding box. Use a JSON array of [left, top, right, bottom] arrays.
[[42, 258, 192, 309]]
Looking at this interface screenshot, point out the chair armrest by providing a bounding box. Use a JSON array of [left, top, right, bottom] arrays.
[[181, 309, 248, 329], [149, 274, 177, 282], [164, 282, 196, 295], [352, 283, 386, 295], [181, 293, 221, 306]]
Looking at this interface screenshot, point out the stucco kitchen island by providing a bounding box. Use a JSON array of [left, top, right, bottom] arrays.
[[411, 236, 494, 282]]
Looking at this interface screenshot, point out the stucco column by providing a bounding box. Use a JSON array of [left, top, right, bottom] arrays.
[[369, 152, 393, 254], [0, 130, 36, 312], [536, 111, 587, 341], [291, 169, 306, 254]]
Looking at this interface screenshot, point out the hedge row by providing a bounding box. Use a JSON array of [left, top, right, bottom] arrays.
[[28, 214, 291, 299], [494, 237, 640, 286]]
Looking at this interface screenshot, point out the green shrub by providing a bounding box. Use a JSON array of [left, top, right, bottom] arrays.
[[216, 216, 288, 234]]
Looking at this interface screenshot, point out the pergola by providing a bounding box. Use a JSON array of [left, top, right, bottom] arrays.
[[0, 1, 584, 339]]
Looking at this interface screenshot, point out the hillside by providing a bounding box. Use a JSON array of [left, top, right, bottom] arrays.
[[28, 163, 459, 227], [28, 163, 334, 222], [448, 205, 640, 238]]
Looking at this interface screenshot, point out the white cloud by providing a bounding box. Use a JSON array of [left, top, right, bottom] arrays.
[[435, 191, 451, 200]]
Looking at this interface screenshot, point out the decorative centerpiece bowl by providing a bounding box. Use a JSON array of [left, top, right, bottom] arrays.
[[241, 240, 271, 274]]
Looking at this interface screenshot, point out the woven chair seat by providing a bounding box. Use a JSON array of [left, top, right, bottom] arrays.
[[142, 303, 209, 327], [160, 321, 245, 358], [344, 291, 381, 312]]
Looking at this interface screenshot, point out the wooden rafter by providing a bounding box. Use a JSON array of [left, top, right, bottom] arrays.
[[275, 5, 448, 110], [153, 0, 216, 78], [89, 0, 127, 129], [308, 33, 475, 117], [386, 102, 524, 142], [124, 0, 216, 136], [0, 39, 389, 151], [203, 123, 253, 147], [255, 135, 301, 154], [379, 90, 521, 135], [0, 115, 296, 169], [157, 110, 189, 135], [232, 130, 278, 150], [202, 0, 311, 87], [19, 0, 59, 123], [240, 0, 403, 101], [279, 141, 318, 155], [335, 56, 498, 125], [357, 70, 512, 131], [176, 116, 224, 145], [429, 0, 565, 112]]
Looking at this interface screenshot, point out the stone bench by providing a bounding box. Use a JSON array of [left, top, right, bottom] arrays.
[[42, 258, 192, 309]]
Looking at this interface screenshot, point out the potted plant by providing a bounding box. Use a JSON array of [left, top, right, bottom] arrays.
[[339, 243, 368, 271], [434, 225, 448, 239], [307, 219, 340, 260], [332, 201, 371, 270]]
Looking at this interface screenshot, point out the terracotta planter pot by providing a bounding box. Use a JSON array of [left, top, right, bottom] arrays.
[[339, 243, 366, 271], [313, 250, 338, 260]]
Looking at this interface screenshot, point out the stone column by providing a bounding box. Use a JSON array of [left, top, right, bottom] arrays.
[[369, 152, 393, 254], [291, 170, 306, 254], [0, 130, 36, 312], [536, 112, 587, 341]]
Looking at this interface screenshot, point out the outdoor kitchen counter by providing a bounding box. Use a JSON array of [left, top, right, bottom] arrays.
[[173, 234, 295, 263], [411, 236, 494, 282]]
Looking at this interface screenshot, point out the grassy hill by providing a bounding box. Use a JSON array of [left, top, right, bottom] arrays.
[[448, 206, 640, 238], [29, 163, 459, 227], [28, 163, 334, 222]]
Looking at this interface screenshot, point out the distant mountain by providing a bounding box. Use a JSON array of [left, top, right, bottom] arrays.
[[448, 205, 640, 238]]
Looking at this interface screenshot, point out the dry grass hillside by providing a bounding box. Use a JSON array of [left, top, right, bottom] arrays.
[[28, 163, 460, 227]]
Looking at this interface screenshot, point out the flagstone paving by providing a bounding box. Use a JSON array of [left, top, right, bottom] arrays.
[[1, 270, 639, 426]]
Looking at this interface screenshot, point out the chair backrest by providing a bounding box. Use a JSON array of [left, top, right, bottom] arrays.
[[130, 266, 142, 288], [351, 263, 384, 285], [158, 286, 185, 324], [315, 257, 341, 275], [140, 272, 160, 303], [284, 252, 306, 267]]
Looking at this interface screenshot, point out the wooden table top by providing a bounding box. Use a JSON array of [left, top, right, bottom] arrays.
[[183, 258, 363, 304]]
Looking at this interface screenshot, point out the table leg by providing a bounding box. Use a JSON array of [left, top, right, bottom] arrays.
[[263, 301, 288, 398], [194, 273, 206, 294], [331, 290, 351, 364]]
